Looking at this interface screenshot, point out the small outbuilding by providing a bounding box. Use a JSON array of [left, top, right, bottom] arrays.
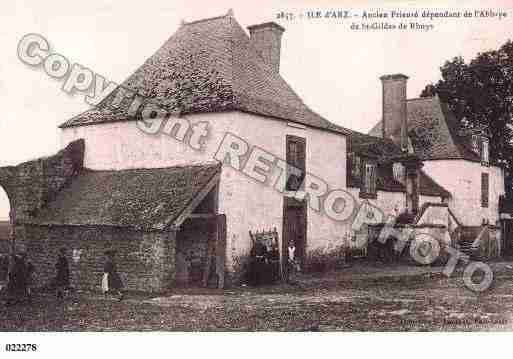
[[0, 140, 226, 292]]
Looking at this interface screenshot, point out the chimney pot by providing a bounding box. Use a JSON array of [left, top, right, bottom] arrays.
[[247, 22, 285, 73]]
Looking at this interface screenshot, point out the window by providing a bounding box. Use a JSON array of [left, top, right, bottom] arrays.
[[361, 161, 377, 198], [481, 172, 489, 208], [471, 134, 480, 154], [481, 137, 489, 165], [351, 154, 361, 179], [393, 162, 405, 183], [285, 135, 306, 191]]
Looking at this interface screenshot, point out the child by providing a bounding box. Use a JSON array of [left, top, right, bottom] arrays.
[[22, 252, 34, 302], [286, 241, 300, 284], [103, 250, 124, 301]]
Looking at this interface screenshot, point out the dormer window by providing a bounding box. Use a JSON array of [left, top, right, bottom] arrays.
[[471, 134, 489, 166], [481, 137, 489, 165], [361, 161, 377, 198], [471, 134, 480, 154], [393, 162, 405, 183]]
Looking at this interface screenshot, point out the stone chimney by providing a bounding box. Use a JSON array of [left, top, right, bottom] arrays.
[[247, 22, 285, 73], [380, 74, 409, 151]]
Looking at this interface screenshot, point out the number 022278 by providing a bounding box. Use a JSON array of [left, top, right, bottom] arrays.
[[5, 344, 38, 352]]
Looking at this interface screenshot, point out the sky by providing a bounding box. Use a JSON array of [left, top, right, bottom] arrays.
[[0, 0, 512, 219]]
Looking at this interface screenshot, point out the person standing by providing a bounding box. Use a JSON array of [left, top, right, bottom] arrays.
[[267, 240, 280, 283], [5, 252, 27, 306], [286, 240, 299, 284], [103, 250, 123, 301], [21, 252, 34, 302], [55, 248, 70, 300]]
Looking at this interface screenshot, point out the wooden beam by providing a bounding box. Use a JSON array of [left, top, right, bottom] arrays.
[[202, 221, 216, 288], [201, 214, 227, 289], [216, 214, 226, 289], [171, 170, 221, 229]]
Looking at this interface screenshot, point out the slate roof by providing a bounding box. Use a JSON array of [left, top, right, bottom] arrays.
[[349, 131, 404, 162], [347, 128, 451, 197], [60, 14, 349, 136], [24, 162, 221, 231], [347, 164, 404, 193], [368, 96, 480, 161], [347, 161, 450, 197], [418, 169, 451, 198]]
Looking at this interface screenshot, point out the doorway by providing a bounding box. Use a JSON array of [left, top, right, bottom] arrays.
[[502, 219, 513, 256], [282, 197, 307, 269]]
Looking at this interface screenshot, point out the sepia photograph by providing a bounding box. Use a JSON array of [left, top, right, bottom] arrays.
[[1, 0, 513, 356]]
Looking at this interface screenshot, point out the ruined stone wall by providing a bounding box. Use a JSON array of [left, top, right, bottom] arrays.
[[17, 224, 175, 293], [0, 139, 84, 223]]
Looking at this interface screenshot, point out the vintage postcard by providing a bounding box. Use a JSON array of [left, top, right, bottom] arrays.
[[1, 0, 513, 356]]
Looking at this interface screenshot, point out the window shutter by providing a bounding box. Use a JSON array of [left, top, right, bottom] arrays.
[[481, 173, 489, 208], [481, 138, 489, 165], [363, 164, 368, 192], [362, 162, 377, 195], [297, 139, 306, 173], [472, 134, 480, 154], [352, 155, 361, 178], [286, 136, 306, 191], [370, 164, 377, 194]]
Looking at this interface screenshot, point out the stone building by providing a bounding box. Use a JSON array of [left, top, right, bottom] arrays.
[[0, 12, 353, 291], [365, 74, 506, 258], [0, 11, 508, 292]]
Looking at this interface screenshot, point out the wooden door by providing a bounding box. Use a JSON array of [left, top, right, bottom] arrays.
[[282, 198, 307, 267], [502, 219, 513, 256]]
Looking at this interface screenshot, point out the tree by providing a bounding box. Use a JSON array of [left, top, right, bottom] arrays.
[[421, 40, 513, 196]]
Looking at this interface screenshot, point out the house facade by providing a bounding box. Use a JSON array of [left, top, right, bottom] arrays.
[[366, 74, 506, 257], [0, 13, 356, 291]]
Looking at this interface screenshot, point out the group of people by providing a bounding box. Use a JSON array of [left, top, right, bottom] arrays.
[[4, 251, 34, 305], [2, 247, 124, 305], [247, 239, 301, 286], [248, 240, 280, 286], [3, 247, 68, 305]]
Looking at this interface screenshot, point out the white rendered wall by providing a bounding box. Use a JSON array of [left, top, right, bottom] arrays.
[[61, 111, 349, 271], [422, 159, 504, 226]]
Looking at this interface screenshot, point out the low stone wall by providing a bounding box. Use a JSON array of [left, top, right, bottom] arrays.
[[16, 224, 175, 293], [304, 245, 346, 273]]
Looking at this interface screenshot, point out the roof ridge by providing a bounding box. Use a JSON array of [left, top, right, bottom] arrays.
[[82, 161, 221, 174], [182, 13, 229, 26], [59, 14, 350, 136], [407, 96, 437, 102]]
